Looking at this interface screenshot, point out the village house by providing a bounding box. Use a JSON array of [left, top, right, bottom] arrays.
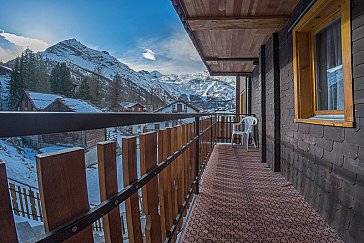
[[20, 91, 105, 150], [149, 99, 199, 130], [112, 102, 148, 134], [20, 91, 62, 111]]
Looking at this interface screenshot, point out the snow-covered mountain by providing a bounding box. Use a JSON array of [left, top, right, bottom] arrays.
[[9, 38, 236, 111]]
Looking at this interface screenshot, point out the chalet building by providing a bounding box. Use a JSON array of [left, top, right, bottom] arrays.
[[110, 102, 147, 112], [43, 97, 105, 149], [120, 102, 147, 112], [150, 99, 199, 130], [20, 91, 62, 111], [111, 102, 148, 134], [20, 91, 105, 149]]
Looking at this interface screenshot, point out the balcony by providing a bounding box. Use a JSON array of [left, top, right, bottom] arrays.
[[0, 112, 343, 242]]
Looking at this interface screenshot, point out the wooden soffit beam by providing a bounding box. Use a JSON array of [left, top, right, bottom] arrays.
[[187, 16, 290, 31], [205, 57, 259, 65], [210, 72, 252, 77]]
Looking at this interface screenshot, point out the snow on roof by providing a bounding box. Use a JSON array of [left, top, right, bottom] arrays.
[[0, 65, 13, 72], [60, 98, 102, 112], [154, 99, 200, 113], [120, 102, 145, 109], [27, 91, 63, 110]]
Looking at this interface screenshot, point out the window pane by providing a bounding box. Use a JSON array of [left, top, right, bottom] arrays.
[[314, 18, 344, 111]]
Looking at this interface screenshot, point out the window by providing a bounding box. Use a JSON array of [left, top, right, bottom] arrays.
[[293, 0, 353, 127]]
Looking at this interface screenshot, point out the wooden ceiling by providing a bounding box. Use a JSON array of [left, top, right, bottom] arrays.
[[172, 0, 299, 76]]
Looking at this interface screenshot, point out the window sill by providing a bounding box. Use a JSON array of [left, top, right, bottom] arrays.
[[294, 118, 354, 127]]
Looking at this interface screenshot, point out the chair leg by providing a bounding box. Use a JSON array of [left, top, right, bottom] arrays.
[[231, 134, 234, 146], [246, 134, 249, 151], [251, 133, 257, 148]]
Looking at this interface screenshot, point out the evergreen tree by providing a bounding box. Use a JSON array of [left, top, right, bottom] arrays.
[[33, 54, 50, 93], [77, 76, 91, 100], [50, 62, 73, 96], [89, 65, 104, 105], [8, 57, 23, 110], [108, 73, 123, 109]]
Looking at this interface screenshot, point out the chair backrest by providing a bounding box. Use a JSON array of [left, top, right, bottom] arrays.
[[241, 116, 258, 133]]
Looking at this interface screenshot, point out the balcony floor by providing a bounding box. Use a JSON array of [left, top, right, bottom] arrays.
[[181, 144, 343, 242]]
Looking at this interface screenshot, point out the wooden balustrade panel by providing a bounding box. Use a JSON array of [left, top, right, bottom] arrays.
[[122, 137, 143, 243], [170, 127, 178, 241], [36, 148, 93, 243], [175, 125, 184, 232], [181, 125, 187, 218], [0, 161, 18, 243], [140, 132, 162, 243], [157, 129, 172, 240], [97, 141, 123, 243], [181, 125, 186, 206]]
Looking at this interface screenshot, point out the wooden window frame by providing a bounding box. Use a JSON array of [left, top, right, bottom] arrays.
[[293, 0, 354, 127]]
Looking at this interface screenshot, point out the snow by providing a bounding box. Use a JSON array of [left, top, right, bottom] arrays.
[[0, 139, 38, 188], [1, 134, 140, 226], [61, 98, 102, 112], [27, 92, 63, 110], [39, 145, 70, 153]]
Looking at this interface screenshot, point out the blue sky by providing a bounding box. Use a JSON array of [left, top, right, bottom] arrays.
[[0, 0, 206, 74]]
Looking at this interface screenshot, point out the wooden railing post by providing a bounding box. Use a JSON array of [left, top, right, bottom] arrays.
[[36, 148, 93, 242], [97, 141, 123, 243], [195, 117, 200, 195], [122, 136, 143, 243], [157, 128, 173, 240], [140, 132, 162, 243], [0, 161, 18, 243]]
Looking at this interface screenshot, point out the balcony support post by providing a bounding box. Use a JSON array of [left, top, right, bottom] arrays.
[[195, 117, 200, 195], [210, 116, 213, 148]]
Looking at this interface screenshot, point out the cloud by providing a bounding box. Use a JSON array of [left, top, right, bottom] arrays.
[[142, 49, 156, 61], [119, 31, 206, 74], [0, 32, 49, 62]]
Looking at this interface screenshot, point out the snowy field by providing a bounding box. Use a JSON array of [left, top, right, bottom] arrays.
[[0, 133, 141, 228]]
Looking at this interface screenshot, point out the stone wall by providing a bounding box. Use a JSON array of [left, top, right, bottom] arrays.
[[251, 0, 364, 242]]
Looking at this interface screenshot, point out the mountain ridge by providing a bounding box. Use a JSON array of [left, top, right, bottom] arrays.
[[7, 38, 235, 111]]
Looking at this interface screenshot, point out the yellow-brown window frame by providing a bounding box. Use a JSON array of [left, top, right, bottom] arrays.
[[293, 0, 354, 127]]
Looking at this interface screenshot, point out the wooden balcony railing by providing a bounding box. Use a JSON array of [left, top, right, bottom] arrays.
[[0, 112, 253, 243]]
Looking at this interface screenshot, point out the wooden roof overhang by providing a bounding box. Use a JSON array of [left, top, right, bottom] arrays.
[[172, 0, 299, 76]]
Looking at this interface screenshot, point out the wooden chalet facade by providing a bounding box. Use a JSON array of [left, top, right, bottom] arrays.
[[20, 91, 105, 149], [151, 99, 199, 130]]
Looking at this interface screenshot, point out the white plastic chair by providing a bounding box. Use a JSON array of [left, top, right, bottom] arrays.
[[231, 116, 258, 151]]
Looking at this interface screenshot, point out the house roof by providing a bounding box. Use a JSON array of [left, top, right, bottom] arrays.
[[172, 0, 299, 76], [120, 102, 146, 109], [154, 99, 200, 113], [58, 98, 102, 112], [0, 65, 13, 73], [26, 91, 63, 110]]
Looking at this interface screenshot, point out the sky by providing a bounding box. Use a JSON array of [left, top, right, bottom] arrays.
[[0, 0, 206, 74]]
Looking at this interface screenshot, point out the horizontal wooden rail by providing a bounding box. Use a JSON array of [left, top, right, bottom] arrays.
[[0, 112, 214, 138]]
